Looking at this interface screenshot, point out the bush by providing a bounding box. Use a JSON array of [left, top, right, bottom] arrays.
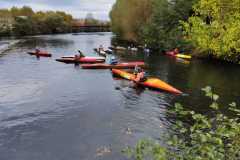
[[125, 86, 240, 160], [182, 0, 240, 63]]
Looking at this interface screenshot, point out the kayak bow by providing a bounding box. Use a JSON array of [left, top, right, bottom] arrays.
[[27, 52, 52, 57]]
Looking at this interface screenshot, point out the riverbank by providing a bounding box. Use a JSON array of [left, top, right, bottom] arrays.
[[110, 0, 240, 64]]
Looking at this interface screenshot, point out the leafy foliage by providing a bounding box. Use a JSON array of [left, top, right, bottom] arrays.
[[125, 87, 240, 160], [182, 0, 240, 63], [109, 0, 152, 42], [110, 0, 196, 49], [140, 0, 197, 50]]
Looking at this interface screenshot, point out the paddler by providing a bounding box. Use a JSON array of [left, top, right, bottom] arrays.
[[99, 45, 104, 52], [134, 68, 146, 83], [110, 56, 118, 65], [134, 65, 141, 75], [74, 54, 79, 60], [35, 48, 41, 58], [35, 48, 40, 54], [75, 50, 85, 60], [167, 48, 179, 56], [172, 48, 179, 55]]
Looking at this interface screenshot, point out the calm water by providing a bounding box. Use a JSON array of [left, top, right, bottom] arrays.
[[0, 33, 239, 160]]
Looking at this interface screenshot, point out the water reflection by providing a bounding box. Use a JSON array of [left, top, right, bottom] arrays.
[[0, 33, 239, 160], [17, 36, 75, 49]]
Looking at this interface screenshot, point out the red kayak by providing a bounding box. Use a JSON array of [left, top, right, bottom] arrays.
[[56, 57, 105, 64], [81, 61, 145, 69], [27, 51, 52, 57], [112, 69, 183, 94], [166, 51, 176, 57], [61, 55, 105, 60]]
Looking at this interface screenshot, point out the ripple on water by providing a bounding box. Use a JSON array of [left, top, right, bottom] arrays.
[[0, 33, 239, 160], [112, 79, 174, 139], [0, 81, 44, 106]]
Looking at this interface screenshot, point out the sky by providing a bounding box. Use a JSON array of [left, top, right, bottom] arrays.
[[0, 0, 116, 20]]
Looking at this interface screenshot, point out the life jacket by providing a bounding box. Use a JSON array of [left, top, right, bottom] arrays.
[[135, 72, 145, 82]]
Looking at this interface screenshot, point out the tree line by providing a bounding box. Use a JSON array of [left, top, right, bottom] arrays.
[[0, 6, 73, 36], [110, 0, 240, 63]]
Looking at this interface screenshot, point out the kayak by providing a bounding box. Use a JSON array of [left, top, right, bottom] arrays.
[[61, 55, 105, 60], [81, 61, 145, 69], [94, 48, 113, 55], [175, 54, 191, 59], [109, 46, 127, 51], [27, 52, 52, 57], [166, 52, 191, 60], [56, 57, 105, 64], [111, 69, 182, 94], [127, 47, 138, 52]]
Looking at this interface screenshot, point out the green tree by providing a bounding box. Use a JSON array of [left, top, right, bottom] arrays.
[[0, 6, 73, 36], [0, 9, 13, 36], [140, 0, 197, 49], [110, 0, 196, 49], [12, 16, 35, 36], [110, 0, 152, 42], [182, 0, 240, 63], [20, 6, 34, 17]]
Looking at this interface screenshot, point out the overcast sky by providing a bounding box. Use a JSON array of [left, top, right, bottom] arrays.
[[0, 0, 116, 20]]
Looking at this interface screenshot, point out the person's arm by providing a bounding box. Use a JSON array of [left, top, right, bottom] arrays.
[[78, 50, 85, 57]]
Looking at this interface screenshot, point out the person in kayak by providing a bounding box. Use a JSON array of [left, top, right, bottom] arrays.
[[134, 65, 141, 75], [99, 45, 104, 52], [34, 48, 41, 58], [35, 48, 40, 54], [134, 68, 146, 83], [167, 48, 179, 56], [171, 48, 179, 55], [75, 50, 85, 60], [110, 56, 118, 65]]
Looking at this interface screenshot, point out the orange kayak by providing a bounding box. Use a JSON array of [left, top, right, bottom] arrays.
[[112, 69, 182, 94], [27, 52, 52, 57], [81, 61, 145, 69]]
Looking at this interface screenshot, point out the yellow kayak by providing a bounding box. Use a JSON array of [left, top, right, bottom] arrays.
[[166, 51, 192, 60], [175, 54, 192, 59]]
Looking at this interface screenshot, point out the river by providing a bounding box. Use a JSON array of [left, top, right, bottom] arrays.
[[0, 33, 239, 160]]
